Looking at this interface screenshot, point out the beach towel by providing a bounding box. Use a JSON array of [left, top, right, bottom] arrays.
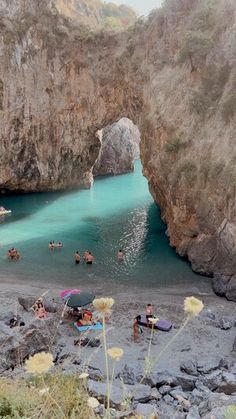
[[74, 322, 103, 332], [138, 315, 172, 332]]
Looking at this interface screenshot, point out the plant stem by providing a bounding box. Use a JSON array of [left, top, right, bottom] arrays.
[[102, 315, 110, 418], [41, 376, 66, 419], [146, 323, 155, 373]]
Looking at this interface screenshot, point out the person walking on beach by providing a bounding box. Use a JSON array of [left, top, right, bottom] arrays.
[[74, 251, 81, 264]]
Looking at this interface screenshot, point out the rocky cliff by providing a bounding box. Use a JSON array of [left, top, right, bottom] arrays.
[[0, 0, 236, 300], [93, 118, 140, 176]]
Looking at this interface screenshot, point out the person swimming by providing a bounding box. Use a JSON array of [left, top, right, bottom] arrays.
[[117, 249, 124, 261], [7, 248, 20, 260], [74, 251, 81, 264]]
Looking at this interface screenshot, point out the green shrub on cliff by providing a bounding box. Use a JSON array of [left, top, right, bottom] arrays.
[[164, 137, 189, 153], [178, 30, 214, 71]]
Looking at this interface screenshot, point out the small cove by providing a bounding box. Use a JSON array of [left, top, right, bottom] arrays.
[[0, 161, 209, 291]]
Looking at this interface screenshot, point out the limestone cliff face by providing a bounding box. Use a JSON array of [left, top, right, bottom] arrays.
[[93, 118, 140, 176], [0, 0, 236, 300], [0, 0, 140, 191], [135, 0, 236, 301]]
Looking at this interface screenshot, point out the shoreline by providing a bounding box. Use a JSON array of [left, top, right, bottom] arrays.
[[0, 273, 235, 374]]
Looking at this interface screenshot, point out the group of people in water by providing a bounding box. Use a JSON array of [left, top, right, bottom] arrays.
[[74, 249, 124, 265], [7, 247, 21, 260], [74, 250, 94, 265], [48, 241, 63, 249], [6, 243, 125, 265]]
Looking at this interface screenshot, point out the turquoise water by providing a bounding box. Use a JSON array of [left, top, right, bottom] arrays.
[[0, 161, 204, 288]]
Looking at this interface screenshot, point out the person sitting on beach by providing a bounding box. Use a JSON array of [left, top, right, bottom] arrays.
[[146, 303, 154, 324], [32, 298, 48, 319], [117, 249, 124, 261], [86, 252, 94, 265], [80, 310, 93, 325], [9, 316, 18, 328], [74, 251, 81, 264]]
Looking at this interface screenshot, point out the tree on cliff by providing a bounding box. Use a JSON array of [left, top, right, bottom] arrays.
[[178, 30, 214, 72]]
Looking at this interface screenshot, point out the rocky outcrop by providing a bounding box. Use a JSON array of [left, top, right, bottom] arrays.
[[0, 0, 236, 299], [93, 118, 140, 176]]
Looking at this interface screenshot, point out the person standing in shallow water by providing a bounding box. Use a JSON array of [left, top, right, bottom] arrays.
[[74, 251, 80, 264], [86, 252, 94, 265]]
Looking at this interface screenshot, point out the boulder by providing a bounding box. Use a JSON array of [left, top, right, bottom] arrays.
[[217, 317, 234, 330], [186, 406, 201, 419], [135, 403, 158, 418], [196, 359, 226, 375], [202, 370, 223, 391], [163, 394, 174, 404], [117, 363, 142, 385], [150, 387, 162, 400], [180, 360, 198, 376], [155, 370, 178, 388], [217, 372, 236, 395], [198, 392, 236, 417], [88, 380, 123, 408], [233, 337, 236, 352], [0, 318, 59, 373], [170, 388, 189, 400], [159, 385, 172, 395], [175, 374, 196, 391], [126, 383, 152, 402], [18, 296, 59, 313]]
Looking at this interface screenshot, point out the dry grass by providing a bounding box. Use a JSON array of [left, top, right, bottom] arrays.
[[0, 374, 96, 419]]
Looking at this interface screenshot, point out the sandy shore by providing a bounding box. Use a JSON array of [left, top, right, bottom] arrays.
[[0, 274, 235, 379]]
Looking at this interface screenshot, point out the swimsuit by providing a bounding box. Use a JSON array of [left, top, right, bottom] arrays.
[[86, 261, 92, 264]]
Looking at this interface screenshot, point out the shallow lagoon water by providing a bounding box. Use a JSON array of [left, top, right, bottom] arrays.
[[0, 161, 207, 289]]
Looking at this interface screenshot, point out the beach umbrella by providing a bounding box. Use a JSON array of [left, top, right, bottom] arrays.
[[66, 291, 95, 308], [60, 289, 81, 299]]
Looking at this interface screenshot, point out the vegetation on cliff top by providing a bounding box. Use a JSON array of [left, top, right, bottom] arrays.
[[54, 0, 137, 29]]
